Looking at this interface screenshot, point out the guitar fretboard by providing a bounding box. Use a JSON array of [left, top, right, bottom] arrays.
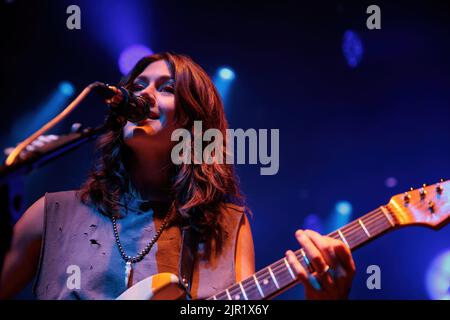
[[208, 206, 397, 300]]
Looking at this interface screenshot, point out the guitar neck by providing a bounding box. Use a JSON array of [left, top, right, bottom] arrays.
[[208, 205, 397, 300]]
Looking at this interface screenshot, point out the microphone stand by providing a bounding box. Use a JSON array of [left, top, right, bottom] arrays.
[[0, 124, 107, 276], [0, 81, 118, 278]]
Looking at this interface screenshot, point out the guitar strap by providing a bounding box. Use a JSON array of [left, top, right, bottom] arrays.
[[178, 224, 199, 300]]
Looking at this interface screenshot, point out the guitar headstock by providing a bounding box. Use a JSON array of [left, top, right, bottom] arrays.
[[388, 179, 450, 230]]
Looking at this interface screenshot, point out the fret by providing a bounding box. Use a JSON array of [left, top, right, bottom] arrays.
[[284, 258, 296, 280], [339, 219, 370, 249], [268, 266, 280, 289], [380, 206, 395, 227], [226, 282, 244, 300], [256, 269, 277, 297], [339, 223, 357, 249], [360, 210, 390, 238], [237, 278, 259, 300], [337, 229, 350, 248], [225, 289, 232, 300], [252, 274, 264, 298], [239, 282, 248, 300], [298, 248, 314, 273], [358, 219, 371, 238], [272, 261, 297, 289]]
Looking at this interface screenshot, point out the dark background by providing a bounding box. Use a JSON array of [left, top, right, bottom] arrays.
[[1, 0, 449, 299]]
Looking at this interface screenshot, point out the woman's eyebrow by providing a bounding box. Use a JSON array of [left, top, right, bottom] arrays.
[[157, 75, 173, 82], [134, 75, 173, 84], [134, 76, 148, 83], [155, 75, 174, 86]]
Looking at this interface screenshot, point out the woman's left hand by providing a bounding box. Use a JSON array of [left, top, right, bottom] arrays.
[[285, 229, 356, 300]]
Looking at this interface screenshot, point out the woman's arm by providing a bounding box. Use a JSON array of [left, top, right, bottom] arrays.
[[234, 213, 255, 282], [0, 196, 45, 299]]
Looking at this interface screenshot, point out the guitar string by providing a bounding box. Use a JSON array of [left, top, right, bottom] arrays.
[[230, 220, 392, 300], [221, 191, 445, 298], [342, 220, 393, 245], [328, 207, 392, 237], [221, 219, 390, 300], [217, 209, 393, 299], [332, 209, 394, 245], [218, 209, 390, 299], [222, 225, 390, 299], [214, 191, 446, 300], [225, 209, 398, 299], [221, 209, 396, 300]]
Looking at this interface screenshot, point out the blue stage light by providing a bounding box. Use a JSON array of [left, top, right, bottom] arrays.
[[325, 201, 353, 232], [213, 66, 236, 109], [59, 81, 75, 96], [118, 44, 153, 75], [218, 67, 235, 81], [426, 250, 450, 300], [336, 201, 352, 216], [303, 214, 324, 234], [385, 177, 398, 188], [9, 82, 76, 143], [342, 30, 363, 68]]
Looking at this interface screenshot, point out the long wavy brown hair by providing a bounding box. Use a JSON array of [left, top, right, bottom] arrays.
[[80, 52, 244, 254]]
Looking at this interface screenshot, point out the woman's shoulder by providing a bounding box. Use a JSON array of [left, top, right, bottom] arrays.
[[43, 189, 88, 210], [222, 202, 245, 213], [219, 202, 250, 230], [221, 194, 247, 214], [44, 189, 81, 201]]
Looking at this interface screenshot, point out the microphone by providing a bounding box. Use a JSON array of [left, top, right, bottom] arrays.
[[93, 82, 156, 123]]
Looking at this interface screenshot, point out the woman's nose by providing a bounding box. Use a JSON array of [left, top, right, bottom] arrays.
[[139, 86, 157, 108], [139, 86, 157, 102], [142, 85, 155, 97]]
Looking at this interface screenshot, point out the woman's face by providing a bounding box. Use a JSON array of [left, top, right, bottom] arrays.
[[123, 60, 178, 152]]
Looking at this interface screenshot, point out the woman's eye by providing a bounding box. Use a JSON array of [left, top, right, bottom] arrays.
[[131, 83, 145, 92], [159, 84, 175, 93]]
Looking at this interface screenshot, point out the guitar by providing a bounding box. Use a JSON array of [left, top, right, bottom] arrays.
[[116, 180, 450, 300]]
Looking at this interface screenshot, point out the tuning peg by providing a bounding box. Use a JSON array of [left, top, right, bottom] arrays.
[[437, 179, 444, 194], [403, 192, 411, 204], [419, 184, 427, 199], [428, 201, 435, 214]]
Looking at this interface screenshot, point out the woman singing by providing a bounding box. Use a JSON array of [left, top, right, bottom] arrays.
[[0, 52, 355, 300]]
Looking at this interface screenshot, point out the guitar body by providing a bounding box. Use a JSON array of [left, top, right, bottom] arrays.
[[116, 272, 185, 300]]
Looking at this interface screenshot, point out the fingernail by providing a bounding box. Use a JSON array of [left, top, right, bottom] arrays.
[[308, 275, 322, 291]]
